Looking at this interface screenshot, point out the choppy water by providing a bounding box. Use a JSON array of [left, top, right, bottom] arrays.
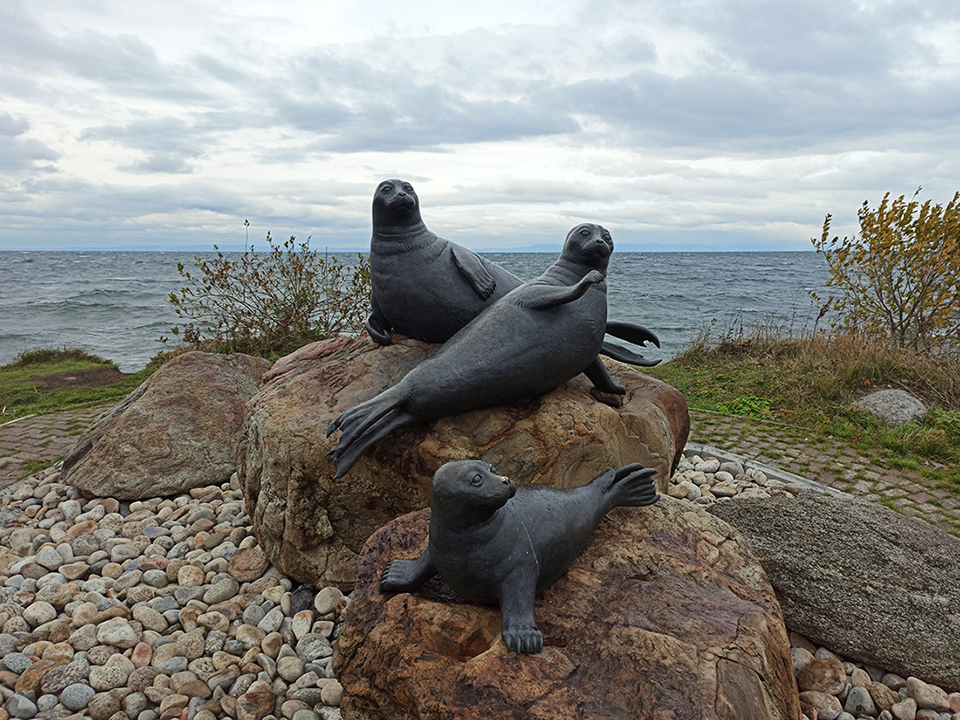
[[0, 251, 830, 373]]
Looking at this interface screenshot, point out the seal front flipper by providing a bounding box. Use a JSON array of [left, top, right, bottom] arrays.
[[380, 549, 437, 593], [595, 463, 659, 509], [498, 569, 542, 654], [365, 295, 393, 345], [514, 270, 605, 311], [583, 356, 626, 395], [450, 244, 497, 300]]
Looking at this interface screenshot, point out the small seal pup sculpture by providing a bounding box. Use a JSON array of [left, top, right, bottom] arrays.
[[380, 459, 660, 653], [366, 178, 660, 371], [329, 223, 622, 477]]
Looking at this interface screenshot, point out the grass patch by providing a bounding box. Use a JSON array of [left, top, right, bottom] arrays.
[[19, 459, 54, 477], [646, 327, 960, 486], [0, 348, 152, 421]]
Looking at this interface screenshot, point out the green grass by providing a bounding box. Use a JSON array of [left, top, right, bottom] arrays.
[[0, 348, 152, 421], [645, 328, 960, 488]]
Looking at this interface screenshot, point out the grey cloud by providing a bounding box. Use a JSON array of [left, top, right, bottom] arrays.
[[122, 153, 195, 174], [0, 112, 59, 171]]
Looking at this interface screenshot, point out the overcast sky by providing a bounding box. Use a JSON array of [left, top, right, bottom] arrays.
[[2, 0, 958, 252]]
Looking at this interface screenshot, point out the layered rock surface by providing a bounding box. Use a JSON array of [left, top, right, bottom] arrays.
[[237, 335, 689, 590], [710, 494, 960, 691], [333, 498, 800, 720], [63, 352, 271, 500]]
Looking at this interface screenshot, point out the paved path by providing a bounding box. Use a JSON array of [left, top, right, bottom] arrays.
[[0, 406, 109, 488], [1, 404, 957, 535], [689, 408, 960, 535]]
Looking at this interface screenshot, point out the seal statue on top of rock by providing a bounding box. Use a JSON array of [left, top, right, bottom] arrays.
[[328, 223, 624, 478], [380, 459, 660, 653], [366, 178, 661, 371]]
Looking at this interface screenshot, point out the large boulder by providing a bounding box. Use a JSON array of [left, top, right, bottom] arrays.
[[238, 335, 689, 590], [334, 498, 800, 720], [710, 495, 960, 691], [62, 351, 271, 499]]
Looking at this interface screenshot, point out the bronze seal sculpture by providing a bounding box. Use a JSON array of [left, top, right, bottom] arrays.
[[380, 459, 660, 653], [329, 222, 623, 478], [366, 178, 660, 372]]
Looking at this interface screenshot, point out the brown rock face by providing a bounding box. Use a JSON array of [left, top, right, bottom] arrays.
[[63, 352, 271, 500], [238, 336, 689, 590], [334, 498, 800, 720]]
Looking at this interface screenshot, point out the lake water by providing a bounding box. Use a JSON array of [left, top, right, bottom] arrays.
[[0, 250, 831, 373]]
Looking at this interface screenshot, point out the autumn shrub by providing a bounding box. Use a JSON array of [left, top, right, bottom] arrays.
[[166, 233, 370, 358], [812, 189, 960, 352]]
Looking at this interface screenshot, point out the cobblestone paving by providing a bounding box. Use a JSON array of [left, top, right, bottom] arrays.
[[0, 406, 109, 489], [1, 404, 958, 536], [690, 408, 960, 536]]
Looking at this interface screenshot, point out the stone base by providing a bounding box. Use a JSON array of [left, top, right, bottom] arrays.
[[333, 498, 801, 720], [238, 336, 690, 589]]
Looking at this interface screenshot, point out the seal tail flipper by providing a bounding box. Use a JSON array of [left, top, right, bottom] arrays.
[[600, 340, 661, 367], [592, 463, 659, 508], [605, 321, 661, 348], [329, 403, 415, 479]]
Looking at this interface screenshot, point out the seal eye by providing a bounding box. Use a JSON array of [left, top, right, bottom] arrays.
[[579, 227, 591, 237], [381, 185, 393, 193], [403, 184, 413, 192], [470, 474, 483, 487]]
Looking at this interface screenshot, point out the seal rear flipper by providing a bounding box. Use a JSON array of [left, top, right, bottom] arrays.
[[380, 549, 437, 593], [329, 407, 415, 479], [450, 244, 497, 300], [600, 340, 661, 367], [498, 571, 542, 654], [596, 464, 659, 508], [605, 320, 660, 349]]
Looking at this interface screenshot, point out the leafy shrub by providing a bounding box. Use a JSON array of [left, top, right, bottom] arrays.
[[167, 233, 371, 358], [812, 189, 960, 352]]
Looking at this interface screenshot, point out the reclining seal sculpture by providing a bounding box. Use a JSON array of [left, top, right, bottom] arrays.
[[328, 222, 623, 478], [380, 459, 660, 653], [366, 178, 660, 372]]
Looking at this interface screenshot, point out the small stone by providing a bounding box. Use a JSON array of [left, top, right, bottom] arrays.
[[313, 587, 344, 616], [23, 600, 58, 627], [142, 569, 169, 588], [89, 664, 129, 691], [133, 605, 169, 633], [96, 617, 140, 648], [40, 656, 90, 694], [291, 610, 314, 640], [237, 688, 275, 720], [36, 545, 64, 570], [791, 647, 814, 676], [799, 658, 847, 695], [711, 480, 739, 498], [175, 630, 207, 661], [892, 697, 918, 720], [178, 565, 205, 587], [846, 686, 877, 716], [870, 682, 901, 713], [5, 693, 39, 719], [695, 457, 720, 473], [258, 607, 284, 634], [907, 677, 950, 712], [203, 576, 240, 605], [131, 642, 153, 668], [799, 690, 843, 720], [277, 656, 304, 682], [2, 652, 34, 674], [320, 680, 343, 707]]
